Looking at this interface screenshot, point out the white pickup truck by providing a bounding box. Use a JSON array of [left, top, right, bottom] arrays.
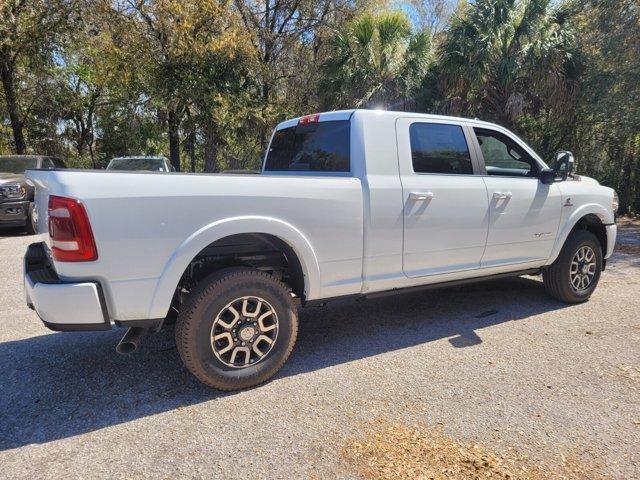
[[24, 109, 618, 390]]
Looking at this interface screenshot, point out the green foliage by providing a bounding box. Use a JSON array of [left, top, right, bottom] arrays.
[[437, 0, 578, 133], [569, 0, 640, 213], [0, 0, 637, 211], [321, 11, 431, 109]]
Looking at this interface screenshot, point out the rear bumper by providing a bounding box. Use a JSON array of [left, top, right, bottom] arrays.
[[0, 200, 29, 225], [24, 242, 111, 331], [605, 224, 617, 259]]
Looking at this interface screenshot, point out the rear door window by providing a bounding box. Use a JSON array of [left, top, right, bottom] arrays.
[[409, 123, 473, 175], [264, 120, 350, 173]]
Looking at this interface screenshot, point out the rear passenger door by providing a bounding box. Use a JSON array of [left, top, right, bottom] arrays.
[[396, 118, 489, 278]]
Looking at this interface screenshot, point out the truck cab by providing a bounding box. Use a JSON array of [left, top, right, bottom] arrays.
[[263, 110, 615, 293]]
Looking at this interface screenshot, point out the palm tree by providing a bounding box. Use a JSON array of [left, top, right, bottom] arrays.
[[437, 0, 579, 130], [321, 12, 431, 110]]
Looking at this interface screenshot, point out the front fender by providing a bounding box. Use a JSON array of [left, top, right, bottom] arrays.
[[546, 203, 614, 265], [147, 216, 321, 319]]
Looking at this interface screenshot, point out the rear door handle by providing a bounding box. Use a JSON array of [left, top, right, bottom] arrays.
[[409, 192, 434, 201], [493, 191, 512, 200]]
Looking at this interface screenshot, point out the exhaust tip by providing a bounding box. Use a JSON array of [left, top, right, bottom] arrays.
[[116, 341, 137, 354], [116, 326, 148, 354]]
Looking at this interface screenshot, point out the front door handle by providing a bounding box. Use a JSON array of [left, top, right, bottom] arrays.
[[493, 191, 512, 200], [409, 192, 434, 201]]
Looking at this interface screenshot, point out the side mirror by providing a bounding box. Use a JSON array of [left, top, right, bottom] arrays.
[[539, 168, 555, 185], [554, 151, 575, 180]]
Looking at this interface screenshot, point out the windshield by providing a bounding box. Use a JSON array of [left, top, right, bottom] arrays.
[[107, 158, 167, 171], [0, 157, 38, 174]]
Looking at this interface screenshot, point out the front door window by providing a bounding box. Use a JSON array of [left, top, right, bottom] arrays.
[[474, 128, 538, 177]]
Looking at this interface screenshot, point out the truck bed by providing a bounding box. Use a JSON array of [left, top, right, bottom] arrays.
[[26, 169, 364, 321]]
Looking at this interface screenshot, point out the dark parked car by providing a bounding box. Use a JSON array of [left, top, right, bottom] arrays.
[[106, 156, 174, 172], [0, 155, 66, 234]]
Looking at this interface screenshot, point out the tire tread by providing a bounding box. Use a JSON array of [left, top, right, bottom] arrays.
[[543, 230, 602, 304], [175, 267, 297, 391]]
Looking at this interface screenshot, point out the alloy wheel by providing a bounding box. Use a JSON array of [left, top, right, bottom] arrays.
[[210, 296, 279, 368], [569, 245, 597, 292]]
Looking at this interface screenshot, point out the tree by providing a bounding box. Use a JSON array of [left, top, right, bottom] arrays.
[[0, 0, 69, 153], [105, 0, 242, 171], [234, 0, 378, 146], [403, 0, 453, 35], [321, 11, 431, 110], [0, 0, 636, 194], [437, 0, 579, 137], [54, 38, 105, 166], [572, 0, 640, 214], [187, 37, 259, 172]]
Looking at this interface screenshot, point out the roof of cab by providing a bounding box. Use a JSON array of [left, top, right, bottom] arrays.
[[274, 109, 505, 131], [275, 110, 356, 130]]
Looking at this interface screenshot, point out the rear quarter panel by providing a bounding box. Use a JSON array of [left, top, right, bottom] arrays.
[[27, 170, 364, 320]]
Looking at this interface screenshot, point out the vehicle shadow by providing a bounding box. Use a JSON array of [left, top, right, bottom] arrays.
[[0, 226, 29, 239], [0, 276, 566, 451]]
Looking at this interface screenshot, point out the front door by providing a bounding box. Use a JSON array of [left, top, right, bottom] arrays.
[[397, 118, 489, 278], [471, 127, 562, 267]]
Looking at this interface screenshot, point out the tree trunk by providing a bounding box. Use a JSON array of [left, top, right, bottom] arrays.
[[83, 89, 100, 168], [632, 164, 640, 215], [77, 120, 87, 157], [1, 62, 26, 154], [259, 82, 271, 150], [88, 142, 96, 169], [203, 119, 219, 173], [618, 151, 634, 216], [168, 108, 181, 172], [185, 127, 196, 173], [629, 137, 640, 215]]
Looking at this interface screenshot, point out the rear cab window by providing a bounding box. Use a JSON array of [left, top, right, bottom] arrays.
[[264, 120, 350, 173]]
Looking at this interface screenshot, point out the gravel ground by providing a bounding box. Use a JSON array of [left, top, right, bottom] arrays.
[[0, 222, 639, 479]]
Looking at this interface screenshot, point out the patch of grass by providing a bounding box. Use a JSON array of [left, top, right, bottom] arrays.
[[343, 420, 607, 479]]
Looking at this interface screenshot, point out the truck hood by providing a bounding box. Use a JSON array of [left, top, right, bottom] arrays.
[[571, 175, 600, 186], [0, 172, 25, 184]]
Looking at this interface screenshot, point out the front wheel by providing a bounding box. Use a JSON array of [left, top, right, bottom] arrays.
[[175, 267, 298, 390], [543, 230, 603, 303], [25, 203, 36, 235]]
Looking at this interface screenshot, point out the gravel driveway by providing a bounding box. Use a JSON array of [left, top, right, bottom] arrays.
[[1, 223, 639, 479]]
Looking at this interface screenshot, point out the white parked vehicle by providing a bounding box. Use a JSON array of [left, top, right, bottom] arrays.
[[24, 110, 618, 390], [105, 156, 174, 172]]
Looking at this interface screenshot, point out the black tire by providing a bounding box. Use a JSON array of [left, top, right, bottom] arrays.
[[25, 204, 36, 235], [175, 267, 298, 391], [543, 230, 603, 303]]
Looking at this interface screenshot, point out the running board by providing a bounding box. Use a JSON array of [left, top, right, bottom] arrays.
[[304, 268, 541, 306], [363, 268, 541, 300]]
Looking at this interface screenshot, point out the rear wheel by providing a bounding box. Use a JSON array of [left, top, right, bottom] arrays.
[[175, 267, 298, 390], [543, 230, 602, 303]]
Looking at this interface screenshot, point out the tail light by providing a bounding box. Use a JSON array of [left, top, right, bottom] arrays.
[[48, 195, 98, 262]]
